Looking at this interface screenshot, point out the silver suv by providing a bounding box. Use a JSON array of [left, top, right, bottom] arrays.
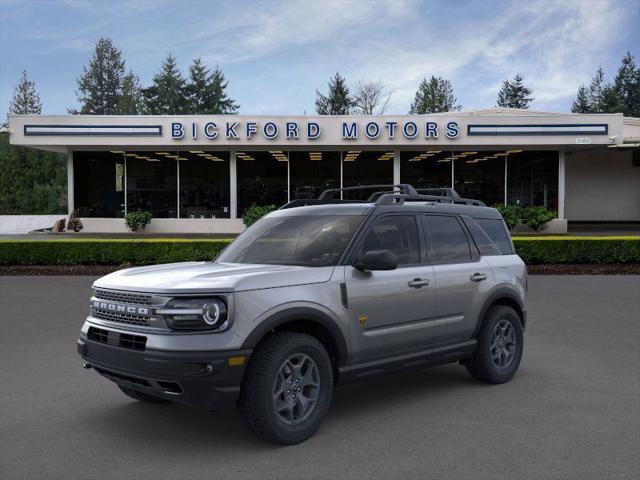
[[77, 184, 527, 445]]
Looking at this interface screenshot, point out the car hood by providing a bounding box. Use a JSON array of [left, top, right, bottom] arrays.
[[93, 262, 335, 294]]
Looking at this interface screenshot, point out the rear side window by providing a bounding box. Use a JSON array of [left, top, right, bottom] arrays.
[[360, 215, 420, 265], [423, 215, 472, 264], [476, 219, 514, 254], [463, 218, 502, 256]]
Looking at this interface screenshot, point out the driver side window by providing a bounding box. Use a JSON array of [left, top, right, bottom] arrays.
[[360, 215, 420, 266]]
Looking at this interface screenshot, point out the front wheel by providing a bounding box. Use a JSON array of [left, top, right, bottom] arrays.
[[238, 332, 334, 445], [466, 305, 524, 384]]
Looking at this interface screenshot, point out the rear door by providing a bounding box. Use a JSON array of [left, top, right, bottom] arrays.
[[422, 215, 493, 346], [345, 214, 436, 363]]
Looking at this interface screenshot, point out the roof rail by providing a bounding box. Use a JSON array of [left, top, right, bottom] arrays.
[[279, 184, 485, 209], [318, 184, 418, 200]]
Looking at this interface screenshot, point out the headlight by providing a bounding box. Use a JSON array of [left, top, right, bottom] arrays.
[[158, 297, 228, 331]]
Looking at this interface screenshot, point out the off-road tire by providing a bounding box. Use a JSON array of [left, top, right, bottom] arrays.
[[238, 331, 334, 445], [118, 385, 169, 404], [466, 305, 523, 384]]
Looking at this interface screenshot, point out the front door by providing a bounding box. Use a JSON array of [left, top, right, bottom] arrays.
[[345, 214, 436, 363]]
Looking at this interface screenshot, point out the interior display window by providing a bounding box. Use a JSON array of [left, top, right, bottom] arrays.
[[342, 151, 394, 200], [401, 150, 453, 192], [236, 150, 288, 215], [289, 151, 340, 200], [453, 151, 505, 207], [178, 151, 230, 218], [507, 151, 558, 210], [73, 151, 125, 218], [126, 152, 177, 218]]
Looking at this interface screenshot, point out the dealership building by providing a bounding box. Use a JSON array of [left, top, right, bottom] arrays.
[[8, 109, 640, 233]]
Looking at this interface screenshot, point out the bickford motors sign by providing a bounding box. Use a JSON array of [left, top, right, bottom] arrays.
[[171, 119, 461, 141]]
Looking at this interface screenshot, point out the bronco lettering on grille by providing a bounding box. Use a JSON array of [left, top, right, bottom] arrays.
[[92, 300, 149, 316]]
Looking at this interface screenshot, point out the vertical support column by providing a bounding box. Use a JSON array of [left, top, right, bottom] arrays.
[[286, 151, 291, 203], [450, 153, 455, 189], [504, 153, 508, 205], [393, 150, 401, 185], [340, 151, 344, 199], [124, 154, 128, 216], [558, 149, 566, 220], [176, 158, 180, 219], [66, 149, 74, 216], [230, 150, 237, 219]]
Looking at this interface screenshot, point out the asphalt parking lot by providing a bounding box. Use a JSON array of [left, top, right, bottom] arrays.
[[1, 275, 638, 480]]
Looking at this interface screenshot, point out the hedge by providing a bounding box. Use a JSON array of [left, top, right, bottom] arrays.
[[0, 239, 231, 266], [0, 237, 638, 266]]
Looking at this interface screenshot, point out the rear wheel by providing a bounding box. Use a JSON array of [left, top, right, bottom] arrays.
[[466, 305, 523, 384], [118, 385, 169, 404], [239, 332, 334, 445]]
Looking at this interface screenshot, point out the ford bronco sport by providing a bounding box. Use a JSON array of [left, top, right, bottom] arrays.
[[77, 184, 527, 445]]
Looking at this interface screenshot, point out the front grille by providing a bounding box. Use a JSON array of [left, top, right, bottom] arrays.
[[87, 326, 108, 344], [92, 309, 150, 327], [119, 333, 147, 351], [94, 289, 152, 305]]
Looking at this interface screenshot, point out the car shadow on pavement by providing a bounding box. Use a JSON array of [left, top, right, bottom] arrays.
[[77, 363, 485, 450]]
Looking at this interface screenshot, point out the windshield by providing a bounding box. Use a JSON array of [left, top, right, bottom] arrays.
[[217, 215, 363, 267]]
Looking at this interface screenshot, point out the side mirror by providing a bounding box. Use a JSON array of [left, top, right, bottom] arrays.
[[353, 249, 398, 272]]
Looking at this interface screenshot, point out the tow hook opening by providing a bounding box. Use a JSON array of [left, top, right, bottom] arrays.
[[157, 381, 183, 395]]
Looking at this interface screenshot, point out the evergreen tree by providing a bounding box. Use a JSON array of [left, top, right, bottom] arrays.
[[1, 71, 66, 214], [75, 37, 126, 114], [613, 51, 640, 117], [185, 59, 239, 114], [496, 74, 534, 109], [8, 70, 42, 116], [409, 76, 460, 114], [207, 65, 239, 114], [315, 73, 353, 115], [571, 85, 591, 113], [587, 67, 607, 112], [143, 53, 188, 114], [116, 71, 144, 114]]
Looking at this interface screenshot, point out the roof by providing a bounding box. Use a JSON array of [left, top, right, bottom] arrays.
[[271, 200, 503, 220]]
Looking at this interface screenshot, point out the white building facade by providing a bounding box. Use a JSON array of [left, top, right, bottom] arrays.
[[8, 109, 640, 234]]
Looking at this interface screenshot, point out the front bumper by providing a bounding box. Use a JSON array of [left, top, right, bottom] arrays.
[[77, 334, 251, 411]]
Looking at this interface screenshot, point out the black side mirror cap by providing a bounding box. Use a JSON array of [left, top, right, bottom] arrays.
[[353, 249, 398, 272]]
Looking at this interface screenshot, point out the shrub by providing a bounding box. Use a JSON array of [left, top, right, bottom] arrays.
[[0, 237, 638, 267], [67, 210, 83, 232], [512, 237, 640, 265], [0, 239, 231, 266], [493, 204, 556, 231], [494, 204, 521, 230], [242, 204, 276, 227], [521, 206, 557, 232], [125, 211, 153, 232]]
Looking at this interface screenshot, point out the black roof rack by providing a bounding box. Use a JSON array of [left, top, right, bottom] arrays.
[[279, 184, 485, 210]]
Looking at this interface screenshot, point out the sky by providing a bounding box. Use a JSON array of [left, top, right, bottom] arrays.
[[0, 0, 638, 117]]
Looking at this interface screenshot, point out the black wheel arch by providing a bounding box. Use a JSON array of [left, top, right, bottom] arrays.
[[241, 307, 349, 372], [474, 285, 526, 337]]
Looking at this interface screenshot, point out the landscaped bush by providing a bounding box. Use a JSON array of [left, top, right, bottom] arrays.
[[125, 211, 153, 232], [494, 204, 556, 232], [0, 237, 638, 267], [242, 204, 277, 227], [512, 237, 640, 265], [0, 239, 231, 266]]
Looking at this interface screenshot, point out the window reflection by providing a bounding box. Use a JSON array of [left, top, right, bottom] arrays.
[[454, 151, 505, 207], [289, 151, 340, 200], [237, 150, 288, 214], [126, 152, 177, 218], [178, 151, 230, 218], [73, 151, 125, 218], [342, 150, 394, 200]]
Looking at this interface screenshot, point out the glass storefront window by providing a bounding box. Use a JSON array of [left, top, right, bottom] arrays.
[[237, 150, 288, 214], [454, 151, 505, 207], [178, 151, 230, 218], [342, 150, 394, 200], [73, 151, 125, 217], [507, 151, 558, 210], [401, 150, 452, 191], [289, 151, 340, 200], [126, 152, 177, 218]]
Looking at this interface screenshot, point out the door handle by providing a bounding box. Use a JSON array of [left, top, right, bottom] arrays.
[[408, 278, 430, 288], [470, 273, 488, 282]]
